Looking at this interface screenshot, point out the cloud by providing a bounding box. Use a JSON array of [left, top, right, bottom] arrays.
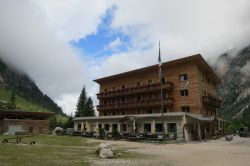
[[35, 0, 114, 42], [110, 0, 250, 62], [104, 37, 122, 51], [0, 0, 103, 115]]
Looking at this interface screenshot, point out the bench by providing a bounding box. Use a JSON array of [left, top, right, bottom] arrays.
[[2, 135, 35, 144]]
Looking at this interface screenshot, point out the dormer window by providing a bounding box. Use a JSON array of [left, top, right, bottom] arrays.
[[179, 74, 188, 81]]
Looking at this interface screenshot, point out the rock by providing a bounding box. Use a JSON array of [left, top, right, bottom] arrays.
[[225, 135, 233, 141], [99, 148, 114, 159], [96, 143, 114, 158], [96, 143, 112, 153]]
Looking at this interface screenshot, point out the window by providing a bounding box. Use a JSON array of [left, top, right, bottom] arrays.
[[104, 124, 109, 131], [155, 123, 163, 132], [179, 74, 188, 81], [148, 80, 152, 84], [121, 97, 125, 103], [104, 100, 108, 105], [136, 81, 141, 86], [167, 123, 177, 132], [162, 77, 166, 83], [163, 108, 167, 113], [163, 92, 168, 99], [122, 124, 127, 132], [121, 85, 126, 89], [122, 111, 125, 115], [112, 124, 118, 130], [144, 123, 151, 132], [180, 89, 189, 96], [136, 110, 140, 114], [104, 88, 108, 92], [77, 124, 81, 131], [112, 112, 116, 116], [113, 86, 116, 91], [181, 106, 190, 113], [137, 95, 141, 101], [147, 109, 153, 114], [104, 112, 107, 116], [98, 124, 102, 129]]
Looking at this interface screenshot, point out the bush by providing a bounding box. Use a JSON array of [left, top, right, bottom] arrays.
[[112, 129, 120, 139], [99, 128, 105, 139]]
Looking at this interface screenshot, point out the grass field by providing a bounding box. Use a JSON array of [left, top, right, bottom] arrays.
[[0, 135, 140, 166], [0, 135, 99, 166]]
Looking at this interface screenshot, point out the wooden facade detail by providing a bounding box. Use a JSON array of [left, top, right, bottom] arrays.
[[94, 54, 221, 117], [0, 111, 54, 134]]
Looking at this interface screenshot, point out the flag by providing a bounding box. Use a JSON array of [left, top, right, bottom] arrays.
[[158, 41, 162, 65], [158, 41, 162, 80]]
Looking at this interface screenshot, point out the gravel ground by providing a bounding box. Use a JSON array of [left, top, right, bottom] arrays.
[[91, 136, 250, 166]]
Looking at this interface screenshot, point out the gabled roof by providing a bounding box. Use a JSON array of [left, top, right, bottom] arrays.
[[94, 54, 221, 84], [0, 110, 54, 120]]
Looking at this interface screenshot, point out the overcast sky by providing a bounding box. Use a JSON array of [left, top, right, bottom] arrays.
[[0, 0, 250, 115]]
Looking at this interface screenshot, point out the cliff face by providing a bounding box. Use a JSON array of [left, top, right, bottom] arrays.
[[216, 46, 250, 125], [0, 58, 63, 114]]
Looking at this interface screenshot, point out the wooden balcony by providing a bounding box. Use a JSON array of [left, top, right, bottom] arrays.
[[97, 98, 174, 111], [202, 96, 221, 108], [97, 82, 173, 99]]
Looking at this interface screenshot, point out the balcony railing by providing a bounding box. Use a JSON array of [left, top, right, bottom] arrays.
[[202, 96, 221, 108], [97, 82, 173, 99], [97, 98, 174, 111]]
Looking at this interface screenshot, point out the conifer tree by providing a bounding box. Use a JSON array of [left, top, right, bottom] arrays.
[[10, 90, 16, 108], [85, 97, 96, 117], [75, 86, 87, 117], [75, 86, 96, 117]]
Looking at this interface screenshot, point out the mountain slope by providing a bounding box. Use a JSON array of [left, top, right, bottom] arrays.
[[0, 58, 64, 115], [216, 46, 250, 125]]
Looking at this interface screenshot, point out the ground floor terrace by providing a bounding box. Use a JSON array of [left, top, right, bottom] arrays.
[[73, 112, 228, 141]]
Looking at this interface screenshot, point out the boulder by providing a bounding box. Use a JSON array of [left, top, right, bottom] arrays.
[[225, 135, 233, 141], [96, 143, 112, 153], [96, 143, 114, 158], [99, 148, 114, 159]]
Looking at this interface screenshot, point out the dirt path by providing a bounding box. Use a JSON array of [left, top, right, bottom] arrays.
[[91, 136, 250, 166]]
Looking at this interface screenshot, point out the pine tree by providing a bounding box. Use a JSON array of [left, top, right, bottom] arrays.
[[85, 97, 96, 117], [75, 86, 87, 117], [10, 90, 16, 108]]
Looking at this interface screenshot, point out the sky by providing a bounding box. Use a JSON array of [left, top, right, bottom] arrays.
[[0, 0, 250, 115]]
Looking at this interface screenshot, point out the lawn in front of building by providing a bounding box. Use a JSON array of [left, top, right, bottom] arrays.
[[0, 135, 99, 166]]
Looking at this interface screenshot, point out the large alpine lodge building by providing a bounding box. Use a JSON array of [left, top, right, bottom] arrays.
[[74, 54, 226, 141]]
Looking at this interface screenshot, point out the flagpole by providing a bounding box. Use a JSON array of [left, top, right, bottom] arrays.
[[158, 41, 165, 143]]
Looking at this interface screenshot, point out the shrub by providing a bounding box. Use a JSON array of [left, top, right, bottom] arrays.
[[99, 128, 105, 139], [112, 129, 120, 139]]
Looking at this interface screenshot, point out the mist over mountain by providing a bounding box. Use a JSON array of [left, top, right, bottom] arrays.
[[215, 45, 250, 125], [0, 58, 64, 115]]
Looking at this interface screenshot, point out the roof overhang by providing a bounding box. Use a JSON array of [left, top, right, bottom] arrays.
[[73, 112, 185, 122], [93, 54, 221, 85]]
